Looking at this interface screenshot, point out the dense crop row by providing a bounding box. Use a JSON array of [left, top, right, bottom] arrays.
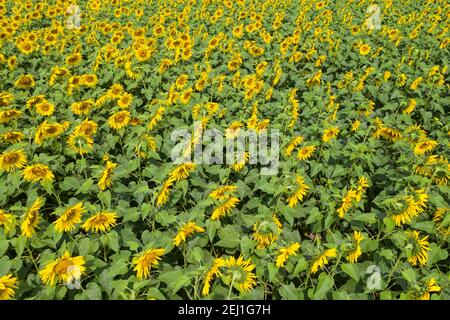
[[0, 0, 449, 300]]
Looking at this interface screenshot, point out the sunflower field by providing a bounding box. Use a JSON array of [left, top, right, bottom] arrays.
[[0, 0, 449, 301]]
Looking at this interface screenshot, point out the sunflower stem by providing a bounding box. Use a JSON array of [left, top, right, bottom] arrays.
[[26, 245, 39, 272], [387, 253, 402, 288], [226, 273, 236, 300]]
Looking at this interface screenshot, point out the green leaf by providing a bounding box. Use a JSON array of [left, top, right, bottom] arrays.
[[402, 269, 417, 284], [205, 219, 218, 242], [0, 256, 12, 276], [379, 249, 395, 261], [293, 256, 308, 276], [186, 247, 203, 264], [341, 263, 360, 281], [158, 270, 191, 295], [306, 207, 322, 225], [313, 273, 334, 299], [279, 283, 298, 300], [84, 283, 103, 300], [99, 190, 111, 208], [76, 178, 94, 195], [352, 213, 377, 224], [410, 221, 435, 234], [0, 240, 8, 256], [107, 231, 120, 253], [11, 236, 26, 257], [155, 211, 177, 226], [215, 234, 240, 249], [383, 217, 395, 234], [428, 243, 448, 266], [268, 263, 278, 282]]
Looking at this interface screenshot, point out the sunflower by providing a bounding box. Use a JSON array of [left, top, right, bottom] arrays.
[[35, 101, 55, 116], [285, 136, 304, 156], [14, 74, 35, 89], [67, 76, 82, 92], [0, 209, 15, 233], [175, 74, 188, 89], [153, 24, 165, 37], [22, 164, 54, 183], [134, 46, 152, 62], [0, 109, 22, 123], [39, 251, 86, 286], [173, 221, 205, 246], [223, 255, 257, 293], [156, 178, 174, 206], [359, 44, 371, 56], [1, 131, 25, 144], [7, 56, 17, 70], [415, 155, 449, 186], [26, 95, 46, 109], [275, 242, 301, 268], [98, 160, 118, 191], [129, 117, 141, 126], [322, 127, 340, 143], [0, 149, 27, 172], [346, 231, 364, 263], [252, 215, 283, 248], [54, 202, 84, 233], [351, 119, 361, 132], [410, 76, 423, 91], [21, 197, 43, 237], [350, 25, 360, 35], [419, 278, 441, 300], [71, 100, 93, 115], [67, 132, 94, 155], [406, 230, 430, 266], [65, 52, 82, 66], [0, 91, 14, 107], [168, 162, 196, 182], [132, 248, 165, 280], [231, 151, 249, 172], [225, 121, 243, 139], [286, 175, 309, 208], [156, 163, 196, 206], [389, 189, 428, 226], [158, 58, 173, 73], [209, 185, 237, 201], [432, 207, 449, 236], [316, 1, 326, 9], [0, 274, 17, 300], [403, 98, 417, 114], [34, 121, 69, 145], [18, 41, 33, 54], [82, 211, 118, 233], [81, 74, 98, 87], [337, 189, 360, 218], [296, 145, 316, 160], [311, 247, 338, 273], [179, 88, 193, 104], [74, 118, 98, 136], [202, 257, 226, 296], [414, 140, 438, 156], [373, 125, 402, 142], [49, 66, 70, 86], [211, 196, 240, 220], [108, 111, 130, 130], [117, 93, 133, 109]]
